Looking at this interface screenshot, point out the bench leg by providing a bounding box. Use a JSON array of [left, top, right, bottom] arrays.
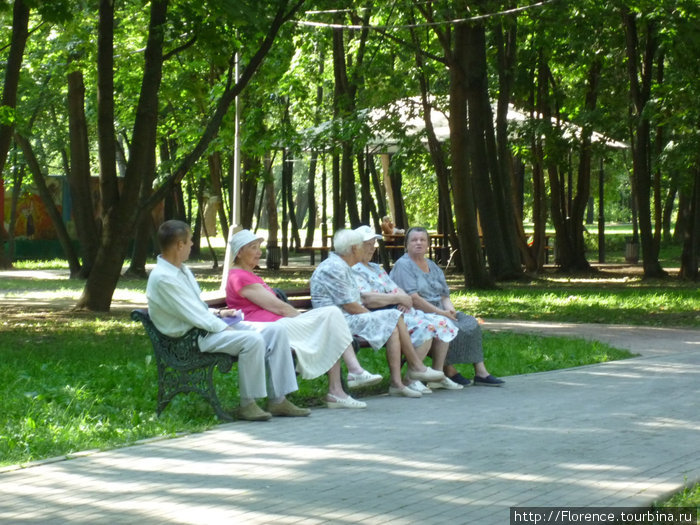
[[157, 364, 234, 422], [202, 363, 235, 421]]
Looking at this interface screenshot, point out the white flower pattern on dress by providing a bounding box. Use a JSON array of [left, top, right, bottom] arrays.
[[310, 253, 402, 350], [352, 262, 458, 346]]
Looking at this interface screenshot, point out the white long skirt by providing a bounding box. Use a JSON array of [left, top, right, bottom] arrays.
[[276, 306, 352, 380]]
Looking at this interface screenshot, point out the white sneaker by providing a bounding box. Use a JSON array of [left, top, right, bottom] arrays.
[[326, 394, 367, 409], [388, 385, 422, 398], [347, 370, 383, 389], [427, 376, 464, 390], [406, 380, 433, 395], [406, 366, 444, 383]]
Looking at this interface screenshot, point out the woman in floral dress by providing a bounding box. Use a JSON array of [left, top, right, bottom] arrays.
[[310, 229, 445, 398], [351, 226, 462, 393]]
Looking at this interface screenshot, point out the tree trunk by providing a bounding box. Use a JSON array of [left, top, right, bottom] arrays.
[[304, 151, 318, 246], [661, 182, 677, 242], [450, 22, 492, 288], [66, 69, 100, 277], [0, 0, 29, 176], [621, 7, 665, 278], [331, 14, 369, 230], [7, 151, 25, 262], [495, 19, 530, 272], [679, 164, 699, 280], [208, 150, 228, 237], [78, 0, 169, 311], [387, 158, 407, 231], [534, 53, 569, 271], [510, 155, 537, 271], [304, 47, 324, 246], [15, 133, 81, 276], [653, 51, 665, 254], [413, 44, 458, 252], [368, 156, 386, 219], [78, 1, 304, 310], [331, 152, 342, 230], [95, 0, 119, 213], [127, 104, 160, 279], [464, 21, 519, 280], [284, 150, 302, 250], [673, 189, 688, 242], [357, 151, 379, 228], [530, 79, 548, 271], [0, 0, 30, 269], [568, 58, 603, 272], [264, 153, 279, 246], [241, 153, 260, 230]]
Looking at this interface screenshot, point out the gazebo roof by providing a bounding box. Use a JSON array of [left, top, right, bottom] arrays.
[[366, 96, 628, 153]]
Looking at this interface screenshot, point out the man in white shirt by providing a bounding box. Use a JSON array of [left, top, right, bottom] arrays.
[[146, 220, 309, 421]]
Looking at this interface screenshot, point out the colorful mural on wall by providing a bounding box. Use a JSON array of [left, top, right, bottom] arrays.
[[2, 177, 69, 241]]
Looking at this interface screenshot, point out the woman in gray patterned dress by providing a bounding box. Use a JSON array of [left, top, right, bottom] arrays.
[[310, 229, 445, 398], [351, 226, 463, 393], [390, 227, 504, 387]]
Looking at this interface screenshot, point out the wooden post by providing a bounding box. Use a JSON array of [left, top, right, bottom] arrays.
[[381, 153, 395, 222]]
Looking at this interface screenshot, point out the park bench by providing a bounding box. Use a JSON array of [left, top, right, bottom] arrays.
[[296, 246, 331, 265], [133, 289, 375, 421], [131, 288, 321, 421], [131, 309, 237, 422]]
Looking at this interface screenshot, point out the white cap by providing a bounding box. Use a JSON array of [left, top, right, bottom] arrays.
[[354, 225, 382, 241], [229, 229, 264, 261]]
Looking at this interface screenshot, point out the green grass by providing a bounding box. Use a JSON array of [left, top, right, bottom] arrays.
[[451, 286, 699, 327], [0, 314, 207, 466], [656, 481, 700, 516]]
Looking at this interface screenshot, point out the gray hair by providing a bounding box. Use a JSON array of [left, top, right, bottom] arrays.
[[333, 229, 363, 255]]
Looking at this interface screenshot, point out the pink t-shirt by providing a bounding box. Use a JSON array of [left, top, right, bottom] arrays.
[[225, 269, 282, 322]]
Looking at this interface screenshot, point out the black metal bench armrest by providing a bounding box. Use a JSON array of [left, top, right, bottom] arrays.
[[131, 309, 236, 420]]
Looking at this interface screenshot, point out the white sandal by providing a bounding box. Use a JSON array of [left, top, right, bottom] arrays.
[[326, 393, 367, 409]]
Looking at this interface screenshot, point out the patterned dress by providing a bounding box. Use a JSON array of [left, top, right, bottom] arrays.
[[310, 252, 402, 350], [390, 253, 484, 365], [352, 262, 458, 347]]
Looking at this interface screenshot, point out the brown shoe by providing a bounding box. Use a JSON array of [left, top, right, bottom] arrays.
[[267, 398, 311, 417], [236, 402, 272, 422]]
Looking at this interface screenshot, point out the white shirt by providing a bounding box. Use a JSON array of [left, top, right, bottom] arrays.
[[146, 255, 229, 337]]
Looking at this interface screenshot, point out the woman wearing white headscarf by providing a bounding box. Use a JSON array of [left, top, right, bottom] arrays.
[[310, 229, 445, 398]]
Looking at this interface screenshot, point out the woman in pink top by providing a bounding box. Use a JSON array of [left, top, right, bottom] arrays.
[[226, 230, 380, 409]]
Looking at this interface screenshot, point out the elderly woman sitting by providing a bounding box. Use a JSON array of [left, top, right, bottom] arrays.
[[351, 225, 463, 394], [390, 226, 504, 387], [225, 229, 372, 409], [310, 228, 445, 398]]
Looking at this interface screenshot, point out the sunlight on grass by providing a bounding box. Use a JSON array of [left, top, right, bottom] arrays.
[[656, 481, 700, 509], [450, 287, 700, 327]]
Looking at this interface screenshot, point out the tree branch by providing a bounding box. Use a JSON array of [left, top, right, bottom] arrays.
[[141, 0, 305, 213]]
